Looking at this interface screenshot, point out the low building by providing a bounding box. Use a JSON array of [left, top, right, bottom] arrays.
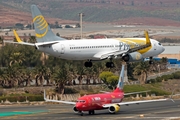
[[158, 45, 180, 60]]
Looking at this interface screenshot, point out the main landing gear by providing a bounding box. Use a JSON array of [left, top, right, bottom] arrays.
[[88, 110, 95, 115], [106, 62, 115, 68], [79, 111, 84, 116], [84, 60, 115, 68], [149, 57, 154, 64], [84, 61, 92, 67]]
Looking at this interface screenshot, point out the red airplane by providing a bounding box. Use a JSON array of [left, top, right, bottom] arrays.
[[44, 64, 169, 116]]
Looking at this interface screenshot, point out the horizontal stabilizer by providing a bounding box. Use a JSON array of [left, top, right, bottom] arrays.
[[4, 41, 35, 46], [4, 30, 35, 46]]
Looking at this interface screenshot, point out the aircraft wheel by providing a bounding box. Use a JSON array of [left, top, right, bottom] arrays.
[[88, 111, 91, 115], [88, 110, 95, 115], [106, 62, 115, 68], [149, 61, 153, 64], [92, 110, 95, 115], [84, 62, 92, 67], [110, 62, 115, 68], [79, 111, 84, 116]]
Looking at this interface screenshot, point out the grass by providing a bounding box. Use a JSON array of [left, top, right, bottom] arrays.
[[0, 93, 43, 102], [124, 83, 170, 96]]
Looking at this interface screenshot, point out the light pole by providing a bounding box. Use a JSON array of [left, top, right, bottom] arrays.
[[79, 13, 84, 39]]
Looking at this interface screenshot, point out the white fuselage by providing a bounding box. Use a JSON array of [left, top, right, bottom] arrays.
[[37, 38, 164, 61]]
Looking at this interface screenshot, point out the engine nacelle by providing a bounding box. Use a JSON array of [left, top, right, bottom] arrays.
[[73, 106, 79, 113], [108, 104, 120, 113], [122, 52, 143, 62]]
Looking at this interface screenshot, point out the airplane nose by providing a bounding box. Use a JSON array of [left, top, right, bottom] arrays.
[[162, 46, 165, 52], [75, 103, 82, 110]]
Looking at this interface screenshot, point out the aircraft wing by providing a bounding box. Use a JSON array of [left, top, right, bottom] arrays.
[[5, 30, 59, 47], [44, 98, 76, 105], [43, 90, 76, 105], [124, 90, 150, 96], [102, 98, 168, 108], [94, 50, 128, 60]]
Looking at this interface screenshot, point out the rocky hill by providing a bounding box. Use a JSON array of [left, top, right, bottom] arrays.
[[1, 0, 180, 27]]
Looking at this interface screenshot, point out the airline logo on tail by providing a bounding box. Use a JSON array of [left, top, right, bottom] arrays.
[[33, 15, 48, 38]]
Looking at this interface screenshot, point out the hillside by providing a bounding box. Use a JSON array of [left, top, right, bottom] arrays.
[[1, 0, 180, 27]]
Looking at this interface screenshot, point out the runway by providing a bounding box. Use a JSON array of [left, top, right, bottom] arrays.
[[1, 100, 180, 120]]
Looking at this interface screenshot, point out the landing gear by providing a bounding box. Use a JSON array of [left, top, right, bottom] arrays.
[[79, 111, 84, 116], [88, 110, 95, 115], [84, 61, 92, 67], [149, 57, 153, 64], [106, 62, 115, 68]]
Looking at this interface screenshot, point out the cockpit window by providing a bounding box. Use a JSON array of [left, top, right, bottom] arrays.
[[76, 100, 85, 103], [158, 43, 161, 45]]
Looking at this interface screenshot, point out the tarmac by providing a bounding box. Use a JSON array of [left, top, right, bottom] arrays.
[[0, 99, 180, 120]]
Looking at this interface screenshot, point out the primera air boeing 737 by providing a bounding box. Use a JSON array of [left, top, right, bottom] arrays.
[[7, 5, 165, 68]]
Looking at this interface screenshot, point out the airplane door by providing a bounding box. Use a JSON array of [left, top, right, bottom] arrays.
[[61, 44, 65, 54], [154, 43, 157, 51]]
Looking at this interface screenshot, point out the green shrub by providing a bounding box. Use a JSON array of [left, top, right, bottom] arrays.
[[148, 79, 156, 83], [173, 72, 180, 79], [27, 95, 43, 101], [0, 94, 44, 102], [156, 77, 163, 82], [64, 87, 78, 94]]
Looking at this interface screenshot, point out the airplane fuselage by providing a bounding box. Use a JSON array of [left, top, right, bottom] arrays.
[[75, 90, 124, 111], [37, 38, 164, 61]]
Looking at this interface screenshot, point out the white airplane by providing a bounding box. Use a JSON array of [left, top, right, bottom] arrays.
[[7, 5, 165, 68]]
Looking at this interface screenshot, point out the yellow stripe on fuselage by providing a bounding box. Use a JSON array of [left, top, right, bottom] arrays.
[[115, 38, 152, 54]]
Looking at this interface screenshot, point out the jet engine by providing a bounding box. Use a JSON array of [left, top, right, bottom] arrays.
[[122, 52, 143, 62], [73, 106, 79, 113], [108, 104, 120, 113]]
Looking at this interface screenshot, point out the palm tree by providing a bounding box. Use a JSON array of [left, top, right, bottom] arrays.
[[34, 66, 48, 86], [9, 52, 25, 66], [52, 62, 72, 94], [29, 36, 36, 43], [160, 57, 168, 70], [133, 61, 150, 84], [0, 36, 4, 46], [74, 61, 86, 85], [90, 62, 106, 84]]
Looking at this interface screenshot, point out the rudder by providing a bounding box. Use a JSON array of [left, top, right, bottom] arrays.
[[113, 64, 125, 92]]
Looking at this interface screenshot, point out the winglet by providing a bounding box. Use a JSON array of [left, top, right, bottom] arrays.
[[13, 30, 23, 43], [144, 31, 151, 45]]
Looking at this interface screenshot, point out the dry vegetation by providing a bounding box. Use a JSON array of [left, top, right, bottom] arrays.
[[1, 0, 180, 27]]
